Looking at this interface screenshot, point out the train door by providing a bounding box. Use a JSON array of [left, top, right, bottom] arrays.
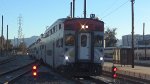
[[78, 33, 91, 60]]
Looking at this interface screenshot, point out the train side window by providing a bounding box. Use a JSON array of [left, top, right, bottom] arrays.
[[65, 34, 75, 46], [36, 51, 38, 54], [42, 45, 44, 49], [53, 27, 55, 33], [50, 29, 52, 35], [49, 31, 51, 36], [45, 32, 49, 37], [56, 25, 58, 31], [56, 39, 59, 47], [40, 46, 42, 50], [81, 35, 87, 47], [59, 24, 61, 29], [94, 35, 103, 47], [61, 38, 63, 47]]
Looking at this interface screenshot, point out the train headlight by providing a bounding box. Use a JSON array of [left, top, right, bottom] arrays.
[[100, 57, 103, 61], [85, 25, 88, 28], [81, 25, 88, 29], [65, 56, 69, 60], [81, 25, 85, 29]]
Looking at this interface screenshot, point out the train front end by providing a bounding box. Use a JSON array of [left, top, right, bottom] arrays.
[[63, 18, 104, 76]]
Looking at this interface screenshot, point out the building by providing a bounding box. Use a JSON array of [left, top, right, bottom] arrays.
[[122, 34, 150, 47]]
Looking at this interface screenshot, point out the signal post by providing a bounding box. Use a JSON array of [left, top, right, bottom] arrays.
[[112, 66, 118, 83], [32, 65, 38, 79]]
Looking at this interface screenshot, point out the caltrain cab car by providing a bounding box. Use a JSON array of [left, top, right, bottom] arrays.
[[29, 16, 104, 76]]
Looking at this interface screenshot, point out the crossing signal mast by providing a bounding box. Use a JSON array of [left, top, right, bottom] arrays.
[[112, 66, 117, 78], [32, 65, 38, 77]]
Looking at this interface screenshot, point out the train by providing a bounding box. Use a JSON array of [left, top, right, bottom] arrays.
[[28, 16, 104, 76], [28, 0, 104, 76]]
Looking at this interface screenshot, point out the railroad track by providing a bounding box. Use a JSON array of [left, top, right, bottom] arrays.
[[56, 70, 108, 84], [47, 68, 108, 84], [72, 76, 108, 84], [0, 61, 38, 84], [46, 66, 108, 84], [0, 57, 16, 65], [5, 63, 110, 84]]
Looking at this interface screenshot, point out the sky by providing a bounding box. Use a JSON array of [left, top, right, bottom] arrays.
[[0, 0, 150, 39]]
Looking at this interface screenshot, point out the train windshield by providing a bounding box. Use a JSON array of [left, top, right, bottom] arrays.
[[94, 35, 103, 47], [65, 34, 75, 46]]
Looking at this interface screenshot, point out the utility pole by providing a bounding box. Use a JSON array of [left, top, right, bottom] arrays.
[[14, 36, 15, 47], [73, 0, 75, 18], [1, 15, 4, 56], [143, 23, 147, 59], [131, 0, 135, 68], [14, 36, 16, 55], [6, 25, 8, 56], [143, 23, 145, 40], [84, 0, 86, 18], [70, 2, 72, 18]]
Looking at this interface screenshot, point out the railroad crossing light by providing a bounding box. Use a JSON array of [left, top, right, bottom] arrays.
[[33, 72, 37, 76], [32, 65, 37, 77], [112, 66, 117, 78], [33, 65, 37, 70]]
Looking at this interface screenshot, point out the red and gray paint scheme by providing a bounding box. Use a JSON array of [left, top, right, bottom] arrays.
[[29, 17, 104, 76]]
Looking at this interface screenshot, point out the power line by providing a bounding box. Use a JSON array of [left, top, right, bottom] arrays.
[[101, 0, 129, 19], [101, 0, 119, 16]]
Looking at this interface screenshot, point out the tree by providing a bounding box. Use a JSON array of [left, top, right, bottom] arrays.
[[104, 28, 118, 47], [18, 42, 27, 54], [0, 36, 13, 56], [4, 40, 13, 51]]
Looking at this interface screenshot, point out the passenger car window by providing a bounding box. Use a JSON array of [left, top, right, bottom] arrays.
[[94, 35, 103, 47], [65, 34, 75, 46]]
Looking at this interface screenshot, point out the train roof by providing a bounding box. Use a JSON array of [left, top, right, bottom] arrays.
[[57, 17, 104, 22], [44, 17, 104, 34], [64, 18, 104, 23]]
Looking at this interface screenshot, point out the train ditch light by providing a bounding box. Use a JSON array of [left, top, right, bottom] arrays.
[[112, 66, 117, 78], [32, 65, 38, 78]]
